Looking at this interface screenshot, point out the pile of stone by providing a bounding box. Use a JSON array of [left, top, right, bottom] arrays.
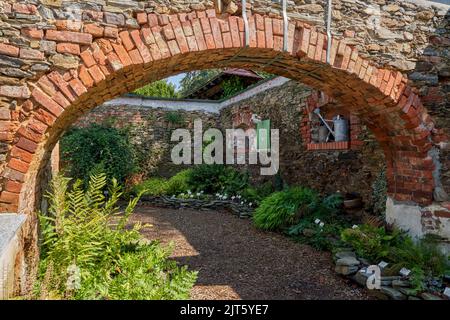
[[334, 250, 450, 300], [140, 195, 253, 218]]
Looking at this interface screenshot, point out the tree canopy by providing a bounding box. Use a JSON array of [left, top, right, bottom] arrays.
[[133, 80, 179, 98]]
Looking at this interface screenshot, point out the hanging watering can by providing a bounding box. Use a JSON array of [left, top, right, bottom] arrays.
[[333, 115, 349, 142]]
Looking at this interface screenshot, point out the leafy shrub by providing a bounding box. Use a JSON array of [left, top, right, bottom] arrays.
[[133, 170, 192, 197], [287, 193, 348, 250], [60, 124, 137, 185], [187, 164, 249, 195], [133, 178, 168, 196], [242, 181, 275, 205], [221, 76, 246, 99], [253, 186, 320, 231], [165, 169, 192, 195], [341, 224, 402, 262], [34, 173, 197, 300], [387, 236, 449, 291]]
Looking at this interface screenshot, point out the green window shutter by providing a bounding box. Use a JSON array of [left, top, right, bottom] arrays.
[[257, 119, 271, 151]]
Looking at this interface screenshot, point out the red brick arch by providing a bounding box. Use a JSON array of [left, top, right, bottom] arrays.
[[0, 9, 442, 213]]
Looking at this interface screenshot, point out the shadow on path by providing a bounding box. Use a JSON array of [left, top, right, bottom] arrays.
[[131, 205, 369, 300]]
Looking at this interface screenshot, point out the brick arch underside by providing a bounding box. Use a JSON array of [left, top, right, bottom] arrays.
[[0, 11, 442, 213]]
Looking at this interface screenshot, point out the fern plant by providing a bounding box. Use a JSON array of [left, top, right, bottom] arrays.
[[34, 173, 197, 300], [253, 186, 320, 231]]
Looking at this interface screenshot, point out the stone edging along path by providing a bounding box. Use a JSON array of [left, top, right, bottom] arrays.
[[140, 195, 254, 218]]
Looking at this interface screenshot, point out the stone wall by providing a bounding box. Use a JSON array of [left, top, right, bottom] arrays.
[[74, 104, 219, 182], [219, 80, 386, 209]]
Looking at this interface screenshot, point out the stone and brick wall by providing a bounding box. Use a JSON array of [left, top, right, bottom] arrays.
[[74, 104, 219, 182], [0, 0, 447, 281], [219, 80, 385, 208]]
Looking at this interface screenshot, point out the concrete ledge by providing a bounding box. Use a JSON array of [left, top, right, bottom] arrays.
[[103, 77, 291, 114], [0, 214, 27, 300]]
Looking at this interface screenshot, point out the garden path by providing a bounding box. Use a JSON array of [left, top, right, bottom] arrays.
[[131, 205, 370, 300]]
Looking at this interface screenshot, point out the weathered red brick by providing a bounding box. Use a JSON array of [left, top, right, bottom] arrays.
[[80, 49, 96, 67], [57, 43, 80, 55], [16, 137, 38, 153], [46, 30, 93, 45], [31, 88, 64, 117], [112, 43, 132, 66], [21, 28, 44, 39], [136, 12, 148, 25], [0, 43, 19, 57], [4, 180, 22, 193], [69, 78, 87, 96], [0, 191, 20, 204], [119, 31, 135, 51], [88, 65, 105, 84], [130, 30, 152, 63], [84, 24, 104, 38], [0, 85, 30, 99], [8, 158, 30, 173], [78, 66, 94, 88], [12, 3, 36, 15], [104, 26, 119, 38]]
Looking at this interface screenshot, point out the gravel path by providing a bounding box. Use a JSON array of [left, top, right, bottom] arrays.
[[131, 204, 369, 300]]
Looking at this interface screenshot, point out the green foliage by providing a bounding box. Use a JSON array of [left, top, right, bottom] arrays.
[[387, 236, 449, 291], [133, 177, 168, 196], [341, 224, 402, 262], [187, 164, 249, 195], [133, 169, 192, 197], [221, 76, 246, 99], [60, 124, 137, 185], [253, 186, 320, 231], [165, 111, 185, 125], [34, 173, 197, 300], [165, 169, 192, 195], [242, 181, 275, 205], [341, 224, 449, 292], [133, 80, 178, 98], [287, 193, 348, 250], [371, 168, 387, 216]]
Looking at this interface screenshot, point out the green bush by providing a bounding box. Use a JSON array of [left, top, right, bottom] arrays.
[[133, 178, 168, 196], [341, 224, 402, 262], [133, 170, 192, 197], [60, 124, 137, 185], [242, 181, 275, 205], [187, 164, 249, 195], [165, 169, 192, 195], [253, 186, 320, 231], [287, 193, 347, 250], [34, 173, 197, 300]]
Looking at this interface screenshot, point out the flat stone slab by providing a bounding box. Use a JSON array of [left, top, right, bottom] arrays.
[[0, 214, 26, 256]]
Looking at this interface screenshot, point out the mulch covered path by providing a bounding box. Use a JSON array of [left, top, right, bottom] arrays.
[[130, 204, 370, 300]]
